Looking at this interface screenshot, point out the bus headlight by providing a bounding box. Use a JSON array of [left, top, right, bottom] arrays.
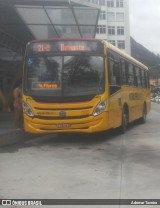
[[23, 102, 34, 118], [93, 100, 107, 116]]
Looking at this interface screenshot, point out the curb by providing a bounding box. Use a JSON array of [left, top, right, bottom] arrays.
[[0, 112, 44, 147]]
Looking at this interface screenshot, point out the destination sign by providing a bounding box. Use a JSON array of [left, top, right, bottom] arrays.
[[29, 40, 103, 54], [37, 44, 51, 52], [60, 43, 85, 52], [32, 82, 60, 90]]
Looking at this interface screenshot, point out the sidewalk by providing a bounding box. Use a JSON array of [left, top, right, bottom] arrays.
[[0, 112, 14, 133], [0, 112, 40, 147]]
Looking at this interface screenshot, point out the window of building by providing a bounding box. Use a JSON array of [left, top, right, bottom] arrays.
[[117, 40, 125, 49], [116, 0, 124, 7], [106, 0, 114, 7], [99, 0, 105, 5], [91, 0, 98, 4], [99, 11, 106, 20], [109, 40, 116, 46], [108, 26, 115, 35], [107, 12, 115, 21], [96, 25, 106, 34], [116, 12, 124, 21], [117, 26, 124, 35]]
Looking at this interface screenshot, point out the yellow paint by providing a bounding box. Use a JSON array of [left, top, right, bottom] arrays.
[[23, 40, 151, 134]]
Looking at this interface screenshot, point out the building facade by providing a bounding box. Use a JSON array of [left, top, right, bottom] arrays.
[[86, 0, 130, 54]]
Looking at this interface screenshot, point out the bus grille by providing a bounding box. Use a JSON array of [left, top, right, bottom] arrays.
[[34, 115, 89, 120]]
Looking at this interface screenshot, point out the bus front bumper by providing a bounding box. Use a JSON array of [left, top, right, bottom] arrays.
[[23, 112, 110, 134]]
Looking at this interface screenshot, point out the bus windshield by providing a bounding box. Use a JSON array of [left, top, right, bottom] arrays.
[[24, 54, 104, 97]]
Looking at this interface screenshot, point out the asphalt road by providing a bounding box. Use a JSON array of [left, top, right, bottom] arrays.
[[0, 102, 160, 208]]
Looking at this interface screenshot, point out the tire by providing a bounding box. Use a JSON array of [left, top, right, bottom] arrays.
[[119, 107, 128, 134], [139, 104, 146, 124]]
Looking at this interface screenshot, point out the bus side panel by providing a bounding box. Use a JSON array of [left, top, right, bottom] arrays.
[[129, 87, 142, 122], [108, 92, 122, 128]]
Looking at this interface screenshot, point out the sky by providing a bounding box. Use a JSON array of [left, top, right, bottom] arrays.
[[129, 0, 160, 54]]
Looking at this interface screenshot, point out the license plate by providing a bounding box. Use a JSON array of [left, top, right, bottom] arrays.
[[56, 123, 71, 129]]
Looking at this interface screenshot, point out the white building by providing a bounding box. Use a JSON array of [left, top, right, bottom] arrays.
[[86, 0, 130, 54]]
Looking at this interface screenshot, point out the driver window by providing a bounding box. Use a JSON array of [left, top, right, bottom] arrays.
[[108, 59, 121, 86], [108, 50, 121, 95]]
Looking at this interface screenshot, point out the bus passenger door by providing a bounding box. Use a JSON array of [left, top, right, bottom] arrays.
[[109, 93, 122, 128], [108, 56, 122, 128]]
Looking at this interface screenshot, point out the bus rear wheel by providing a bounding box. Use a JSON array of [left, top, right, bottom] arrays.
[[139, 104, 146, 124], [119, 108, 128, 134]]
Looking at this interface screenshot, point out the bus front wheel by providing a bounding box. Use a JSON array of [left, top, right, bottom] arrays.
[[119, 108, 128, 134]]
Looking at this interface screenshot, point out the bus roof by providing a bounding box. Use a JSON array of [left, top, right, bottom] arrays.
[[103, 40, 149, 71]]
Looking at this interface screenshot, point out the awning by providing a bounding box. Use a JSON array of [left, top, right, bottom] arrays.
[[0, 0, 100, 43]]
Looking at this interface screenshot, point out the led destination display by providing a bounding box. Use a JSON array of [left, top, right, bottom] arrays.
[[29, 40, 103, 54]]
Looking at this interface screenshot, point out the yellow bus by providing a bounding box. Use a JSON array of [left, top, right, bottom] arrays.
[[22, 38, 150, 134]]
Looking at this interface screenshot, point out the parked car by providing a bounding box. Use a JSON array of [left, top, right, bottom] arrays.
[[155, 96, 160, 103]]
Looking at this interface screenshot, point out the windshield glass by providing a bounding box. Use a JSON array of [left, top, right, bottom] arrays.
[[24, 55, 104, 97]]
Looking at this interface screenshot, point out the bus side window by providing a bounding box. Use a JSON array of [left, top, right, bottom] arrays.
[[121, 59, 127, 85], [146, 71, 150, 88], [135, 67, 141, 87], [108, 59, 116, 84], [141, 70, 146, 88], [107, 49, 121, 95], [139, 69, 142, 87], [108, 59, 121, 86], [128, 63, 134, 86], [108, 58, 121, 95], [134, 66, 138, 87]]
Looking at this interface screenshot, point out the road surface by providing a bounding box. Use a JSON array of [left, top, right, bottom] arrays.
[[0, 102, 160, 207]]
